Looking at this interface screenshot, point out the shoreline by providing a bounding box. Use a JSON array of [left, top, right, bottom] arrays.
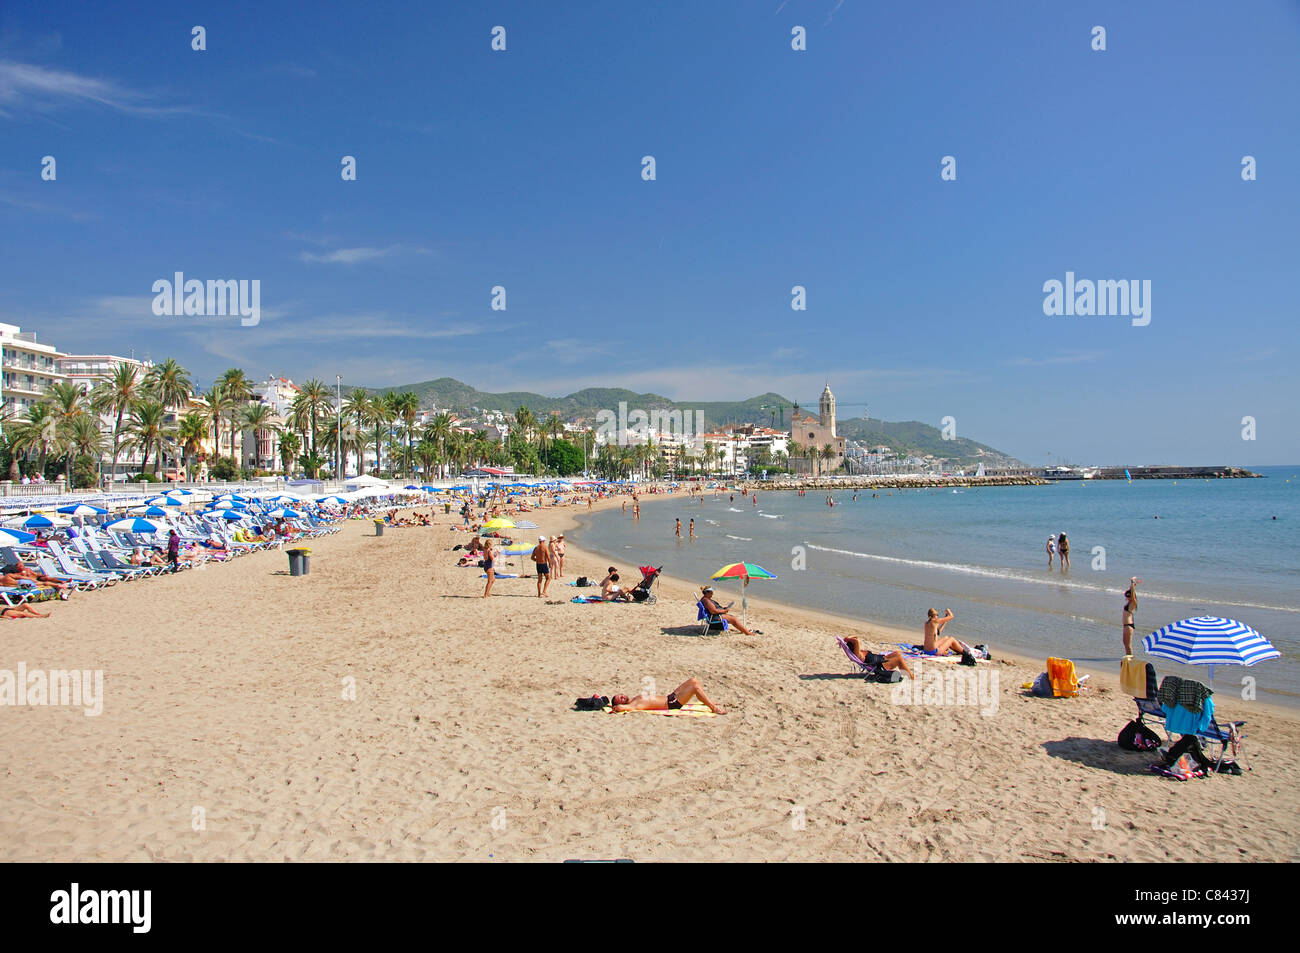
[[549, 491, 1300, 724]]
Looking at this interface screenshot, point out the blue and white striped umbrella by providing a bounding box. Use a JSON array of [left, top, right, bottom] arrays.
[[317, 495, 349, 504], [266, 507, 303, 519], [165, 488, 194, 496], [1143, 617, 1280, 670], [131, 505, 175, 517], [57, 504, 109, 516], [4, 513, 70, 529], [105, 517, 166, 533], [144, 496, 182, 507], [0, 528, 37, 545], [207, 509, 249, 521]]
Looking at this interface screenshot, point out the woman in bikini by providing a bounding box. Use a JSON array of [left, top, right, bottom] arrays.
[[1, 603, 51, 619], [481, 539, 496, 598], [1122, 577, 1141, 654]]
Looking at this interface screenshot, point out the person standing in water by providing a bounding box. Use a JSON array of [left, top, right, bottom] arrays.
[[688, 518, 695, 538], [1046, 536, 1056, 570], [675, 518, 682, 538], [1122, 577, 1142, 654], [1057, 532, 1070, 571]]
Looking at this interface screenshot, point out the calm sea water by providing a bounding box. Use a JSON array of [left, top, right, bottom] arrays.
[[574, 467, 1300, 706]]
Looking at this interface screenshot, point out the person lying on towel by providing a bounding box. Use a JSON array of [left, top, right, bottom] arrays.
[[610, 677, 726, 714]]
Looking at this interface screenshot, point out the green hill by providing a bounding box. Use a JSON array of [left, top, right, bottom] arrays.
[[370, 379, 1024, 467]]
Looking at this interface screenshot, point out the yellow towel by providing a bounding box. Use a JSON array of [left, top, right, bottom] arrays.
[[604, 703, 718, 718], [1120, 656, 1146, 697]]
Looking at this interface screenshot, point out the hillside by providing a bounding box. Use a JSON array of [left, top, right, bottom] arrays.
[[370, 378, 1025, 467]]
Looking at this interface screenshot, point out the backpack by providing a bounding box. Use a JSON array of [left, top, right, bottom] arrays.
[[575, 576, 589, 587], [1031, 672, 1054, 697], [869, 668, 902, 684], [573, 695, 610, 711], [1118, 718, 1162, 751]]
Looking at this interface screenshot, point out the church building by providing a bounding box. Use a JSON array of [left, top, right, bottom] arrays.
[[789, 384, 846, 475]]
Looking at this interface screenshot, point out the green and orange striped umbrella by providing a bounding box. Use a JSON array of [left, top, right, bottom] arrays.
[[710, 562, 776, 626]]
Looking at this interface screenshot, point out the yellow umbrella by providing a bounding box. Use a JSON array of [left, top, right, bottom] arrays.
[[482, 517, 516, 530]]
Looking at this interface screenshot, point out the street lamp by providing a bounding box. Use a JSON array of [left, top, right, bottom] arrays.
[[335, 375, 342, 481]]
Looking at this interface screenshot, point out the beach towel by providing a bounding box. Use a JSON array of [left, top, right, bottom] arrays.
[[604, 703, 717, 718], [1157, 675, 1212, 716], [571, 595, 608, 603], [480, 573, 518, 578], [1047, 657, 1079, 697], [1119, 655, 1147, 697], [894, 644, 964, 664]]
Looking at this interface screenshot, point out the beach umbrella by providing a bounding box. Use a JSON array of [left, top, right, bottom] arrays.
[[0, 528, 38, 545], [57, 504, 109, 516], [1143, 616, 1280, 682], [710, 562, 777, 626], [482, 517, 516, 530], [4, 513, 70, 529], [131, 505, 175, 517], [144, 495, 182, 507], [511, 519, 539, 530], [500, 543, 535, 556], [165, 488, 194, 497], [105, 517, 166, 534], [207, 509, 249, 521], [317, 495, 349, 505], [266, 507, 303, 519]]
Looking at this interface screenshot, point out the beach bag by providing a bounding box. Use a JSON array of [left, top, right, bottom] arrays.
[[1118, 719, 1162, 751], [575, 576, 589, 587], [573, 695, 610, 711], [869, 668, 902, 684], [1031, 672, 1053, 697]]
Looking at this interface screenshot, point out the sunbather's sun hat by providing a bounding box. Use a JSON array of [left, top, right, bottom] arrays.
[[538, 535, 547, 541]]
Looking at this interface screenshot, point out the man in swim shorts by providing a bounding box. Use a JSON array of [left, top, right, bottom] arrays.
[[532, 536, 552, 597], [610, 677, 725, 714]]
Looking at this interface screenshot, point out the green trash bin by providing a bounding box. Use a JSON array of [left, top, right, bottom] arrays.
[[287, 547, 312, 575]]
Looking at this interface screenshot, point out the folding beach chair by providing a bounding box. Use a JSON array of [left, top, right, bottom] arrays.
[[834, 637, 900, 682], [696, 598, 728, 634], [1135, 674, 1249, 772]]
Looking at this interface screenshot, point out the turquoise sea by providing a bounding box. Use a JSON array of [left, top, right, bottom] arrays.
[[573, 466, 1300, 707]]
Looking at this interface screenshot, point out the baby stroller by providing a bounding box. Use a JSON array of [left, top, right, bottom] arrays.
[[629, 565, 662, 604]]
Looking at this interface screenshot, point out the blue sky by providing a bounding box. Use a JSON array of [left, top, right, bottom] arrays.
[[1, 1, 1296, 465]]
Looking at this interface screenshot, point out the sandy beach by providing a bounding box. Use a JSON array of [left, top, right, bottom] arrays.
[[2, 493, 1297, 862]]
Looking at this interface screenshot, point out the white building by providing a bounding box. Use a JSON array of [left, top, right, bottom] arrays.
[[57, 352, 152, 473], [0, 323, 66, 419]]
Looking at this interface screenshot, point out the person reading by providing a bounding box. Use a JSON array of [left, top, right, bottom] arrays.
[[842, 636, 915, 679], [700, 586, 756, 636]]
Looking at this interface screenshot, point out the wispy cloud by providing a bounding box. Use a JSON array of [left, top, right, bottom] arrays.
[[0, 190, 98, 222], [0, 60, 185, 118], [1005, 350, 1105, 368], [296, 244, 431, 265]]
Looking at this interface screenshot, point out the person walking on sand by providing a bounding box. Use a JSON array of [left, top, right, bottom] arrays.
[[1122, 577, 1142, 655], [481, 539, 496, 598], [675, 518, 682, 538], [610, 677, 726, 714], [1057, 532, 1070, 571], [1045, 536, 1056, 570], [532, 536, 553, 598]]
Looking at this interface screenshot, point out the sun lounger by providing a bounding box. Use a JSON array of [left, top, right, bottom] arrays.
[[696, 599, 728, 634]]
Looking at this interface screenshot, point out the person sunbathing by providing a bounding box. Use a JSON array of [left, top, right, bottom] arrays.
[[610, 677, 725, 714], [2, 603, 52, 619], [922, 608, 966, 656], [700, 586, 756, 636], [1, 561, 72, 592], [601, 572, 632, 602], [842, 636, 915, 679]]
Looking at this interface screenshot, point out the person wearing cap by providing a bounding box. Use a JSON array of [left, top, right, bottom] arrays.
[[700, 586, 757, 636], [531, 535, 553, 597]]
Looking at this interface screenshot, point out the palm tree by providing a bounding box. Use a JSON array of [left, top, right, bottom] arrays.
[[241, 403, 278, 472], [204, 383, 232, 466], [144, 358, 193, 411], [343, 388, 371, 475], [370, 398, 394, 476], [67, 415, 105, 486], [277, 431, 300, 478], [297, 379, 332, 455], [91, 362, 142, 482], [424, 411, 454, 480], [12, 403, 62, 480], [124, 399, 170, 476], [45, 381, 88, 488], [391, 392, 419, 478], [218, 369, 254, 464], [176, 411, 208, 479], [821, 443, 836, 474], [514, 405, 537, 446], [414, 437, 439, 480]]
